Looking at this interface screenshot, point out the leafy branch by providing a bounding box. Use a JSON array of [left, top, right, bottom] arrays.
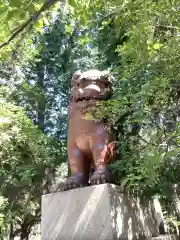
[[0, 0, 60, 50]]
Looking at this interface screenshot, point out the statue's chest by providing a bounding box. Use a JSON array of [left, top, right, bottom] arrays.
[[68, 116, 98, 134]]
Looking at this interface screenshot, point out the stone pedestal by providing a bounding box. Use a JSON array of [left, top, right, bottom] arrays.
[[41, 184, 163, 240]]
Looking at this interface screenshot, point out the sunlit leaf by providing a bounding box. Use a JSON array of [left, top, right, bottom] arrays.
[[9, 0, 22, 8]]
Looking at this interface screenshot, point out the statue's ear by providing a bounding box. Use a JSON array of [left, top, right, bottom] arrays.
[[73, 70, 81, 81], [71, 70, 82, 86], [100, 71, 114, 87]]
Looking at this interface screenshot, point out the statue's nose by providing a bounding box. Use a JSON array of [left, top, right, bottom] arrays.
[[74, 88, 84, 100], [70, 87, 83, 101], [84, 84, 101, 93], [77, 88, 84, 94]]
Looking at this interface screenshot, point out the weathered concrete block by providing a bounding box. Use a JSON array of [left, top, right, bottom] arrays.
[[150, 235, 178, 240], [41, 184, 163, 240]]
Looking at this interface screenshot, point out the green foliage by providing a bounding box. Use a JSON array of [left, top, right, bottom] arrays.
[[0, 196, 8, 237], [0, 0, 60, 61], [0, 86, 65, 238]]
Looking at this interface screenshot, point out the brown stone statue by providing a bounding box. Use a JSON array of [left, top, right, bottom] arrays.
[[64, 70, 116, 191]]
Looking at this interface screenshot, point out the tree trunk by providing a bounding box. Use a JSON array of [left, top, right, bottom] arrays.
[[36, 61, 46, 133]]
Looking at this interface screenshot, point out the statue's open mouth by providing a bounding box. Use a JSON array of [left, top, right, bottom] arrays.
[[70, 93, 109, 103], [75, 96, 95, 103]]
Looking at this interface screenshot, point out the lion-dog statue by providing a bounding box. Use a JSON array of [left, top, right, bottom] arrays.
[[64, 69, 115, 191]]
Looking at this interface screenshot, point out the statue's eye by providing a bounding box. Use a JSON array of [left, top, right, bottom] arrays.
[[104, 82, 109, 88], [76, 83, 80, 87]]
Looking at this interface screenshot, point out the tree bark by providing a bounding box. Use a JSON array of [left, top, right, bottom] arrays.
[[36, 61, 46, 132]]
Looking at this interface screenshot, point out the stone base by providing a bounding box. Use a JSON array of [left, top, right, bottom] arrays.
[[41, 184, 163, 240], [150, 235, 178, 240]]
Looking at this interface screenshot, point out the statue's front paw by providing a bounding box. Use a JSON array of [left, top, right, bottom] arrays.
[[63, 172, 88, 191], [90, 165, 111, 185]]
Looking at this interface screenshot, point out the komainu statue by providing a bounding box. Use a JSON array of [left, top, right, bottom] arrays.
[[64, 70, 116, 190]]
